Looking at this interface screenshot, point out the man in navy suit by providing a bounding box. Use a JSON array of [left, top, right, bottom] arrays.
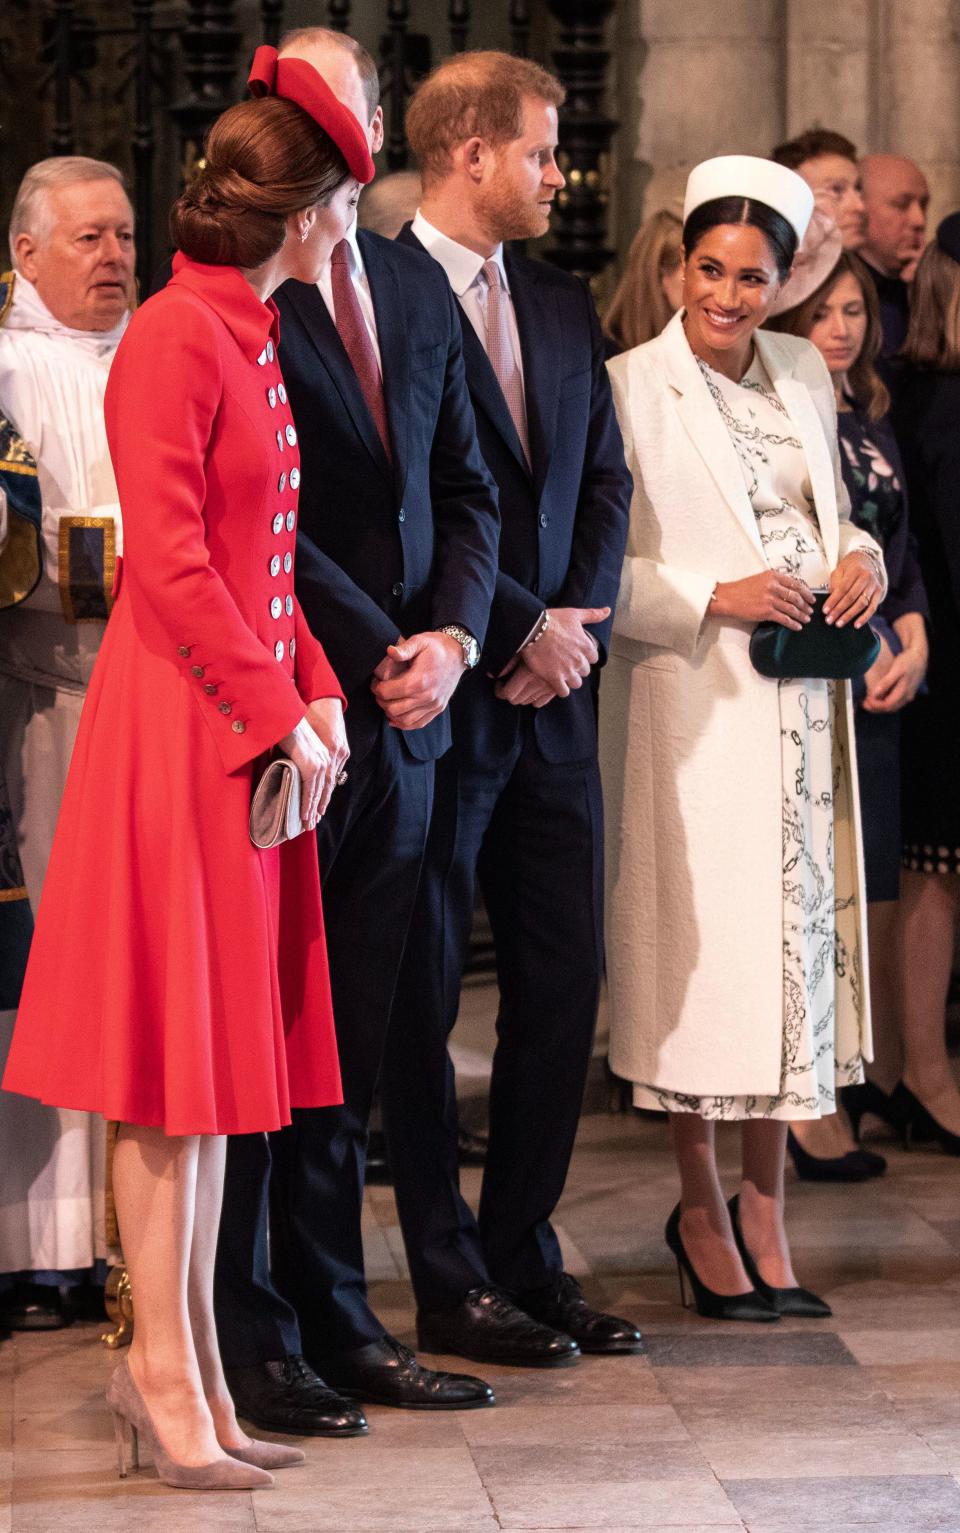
[[214, 28, 501, 1434], [384, 52, 641, 1367]]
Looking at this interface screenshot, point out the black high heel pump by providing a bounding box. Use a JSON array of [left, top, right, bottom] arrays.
[[786, 1128, 884, 1183], [664, 1204, 779, 1323], [889, 1082, 960, 1156], [727, 1195, 832, 1318]]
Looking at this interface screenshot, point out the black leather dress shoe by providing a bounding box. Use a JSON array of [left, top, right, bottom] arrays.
[[225, 1355, 368, 1437], [0, 1281, 70, 1331], [312, 1333, 494, 1410], [418, 1284, 580, 1368], [518, 1273, 644, 1355]]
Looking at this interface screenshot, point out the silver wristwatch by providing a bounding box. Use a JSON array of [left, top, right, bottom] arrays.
[[438, 624, 480, 669]]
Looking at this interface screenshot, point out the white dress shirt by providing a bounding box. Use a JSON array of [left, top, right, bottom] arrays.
[[317, 214, 383, 375], [410, 210, 526, 392]]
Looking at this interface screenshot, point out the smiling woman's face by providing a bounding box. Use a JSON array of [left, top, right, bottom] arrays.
[[681, 222, 785, 365]]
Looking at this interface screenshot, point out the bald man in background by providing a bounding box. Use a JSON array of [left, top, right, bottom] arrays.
[[860, 153, 930, 370]]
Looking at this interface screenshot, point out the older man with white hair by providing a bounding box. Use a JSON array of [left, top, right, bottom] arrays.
[[0, 155, 134, 1330]]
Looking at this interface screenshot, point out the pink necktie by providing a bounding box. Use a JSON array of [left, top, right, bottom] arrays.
[[331, 239, 392, 462], [479, 259, 530, 466]]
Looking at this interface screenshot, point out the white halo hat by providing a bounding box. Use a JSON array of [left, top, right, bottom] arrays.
[[683, 155, 815, 243]]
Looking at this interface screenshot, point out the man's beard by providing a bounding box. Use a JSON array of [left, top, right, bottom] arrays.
[[476, 179, 549, 244]]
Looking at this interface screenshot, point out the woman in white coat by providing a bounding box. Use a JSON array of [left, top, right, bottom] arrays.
[[601, 157, 885, 1321]]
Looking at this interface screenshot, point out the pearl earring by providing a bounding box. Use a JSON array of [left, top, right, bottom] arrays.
[[300, 228, 308, 244]]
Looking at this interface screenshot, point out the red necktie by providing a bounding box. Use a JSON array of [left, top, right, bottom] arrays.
[[331, 239, 392, 461]]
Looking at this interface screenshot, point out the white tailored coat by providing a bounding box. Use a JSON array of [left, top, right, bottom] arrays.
[[599, 312, 880, 1099]]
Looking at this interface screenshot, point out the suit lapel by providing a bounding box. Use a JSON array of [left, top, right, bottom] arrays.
[[507, 250, 559, 500], [280, 278, 392, 486], [398, 223, 531, 480], [360, 231, 409, 500], [660, 315, 765, 560]]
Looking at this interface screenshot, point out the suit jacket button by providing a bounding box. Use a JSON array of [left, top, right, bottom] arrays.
[[191, 664, 205, 678], [539, 513, 548, 528], [398, 508, 406, 523], [392, 582, 404, 597], [219, 701, 232, 715], [204, 683, 217, 695], [232, 719, 246, 734], [177, 645, 191, 657]]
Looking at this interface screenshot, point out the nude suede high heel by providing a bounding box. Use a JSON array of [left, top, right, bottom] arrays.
[[224, 1439, 305, 1470], [106, 1357, 274, 1490]]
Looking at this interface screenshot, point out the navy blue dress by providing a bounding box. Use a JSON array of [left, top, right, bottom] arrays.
[[839, 407, 928, 901]]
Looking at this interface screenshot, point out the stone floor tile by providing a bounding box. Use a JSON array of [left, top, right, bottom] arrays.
[[459, 1402, 690, 1447], [643, 1333, 856, 1369], [700, 1430, 942, 1480], [840, 1329, 960, 1366], [11, 1406, 113, 1451], [472, 1439, 711, 1485], [251, 1481, 497, 1532], [723, 1472, 960, 1525], [655, 1364, 883, 1407], [488, 1476, 741, 1528], [867, 1361, 960, 1403]]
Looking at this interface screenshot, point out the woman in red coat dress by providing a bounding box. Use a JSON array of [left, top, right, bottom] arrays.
[[3, 53, 374, 1490]]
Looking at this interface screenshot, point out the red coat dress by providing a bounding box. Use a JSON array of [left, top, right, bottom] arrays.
[[2, 254, 344, 1135]]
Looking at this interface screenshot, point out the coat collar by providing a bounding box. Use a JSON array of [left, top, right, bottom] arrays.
[[654, 311, 839, 565], [170, 252, 280, 364]]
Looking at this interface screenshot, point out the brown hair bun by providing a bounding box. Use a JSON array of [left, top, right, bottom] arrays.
[[170, 95, 349, 268]]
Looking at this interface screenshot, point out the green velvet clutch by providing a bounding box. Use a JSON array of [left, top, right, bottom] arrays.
[[749, 590, 880, 680]]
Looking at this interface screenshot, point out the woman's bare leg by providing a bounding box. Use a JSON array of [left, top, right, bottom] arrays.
[[901, 869, 960, 1133], [112, 1124, 223, 1466], [671, 1113, 752, 1295], [739, 1119, 797, 1289], [187, 1133, 251, 1450]]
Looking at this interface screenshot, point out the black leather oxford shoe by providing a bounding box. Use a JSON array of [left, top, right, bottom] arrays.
[[311, 1333, 495, 1410], [518, 1273, 644, 1354], [418, 1284, 581, 1368], [225, 1355, 368, 1436]]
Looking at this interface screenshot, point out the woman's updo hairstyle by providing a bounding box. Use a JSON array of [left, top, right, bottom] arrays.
[[170, 96, 350, 268], [682, 196, 798, 281]]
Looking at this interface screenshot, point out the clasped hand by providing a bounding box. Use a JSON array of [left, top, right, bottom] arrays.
[[712, 553, 883, 632], [279, 696, 349, 831], [495, 605, 610, 708], [371, 631, 465, 730]]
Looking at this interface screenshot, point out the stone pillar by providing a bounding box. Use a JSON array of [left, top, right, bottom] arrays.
[[880, 0, 960, 224], [619, 0, 786, 254], [783, 0, 875, 154]]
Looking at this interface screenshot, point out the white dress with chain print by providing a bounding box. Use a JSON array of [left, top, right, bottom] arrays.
[[633, 349, 865, 1121]]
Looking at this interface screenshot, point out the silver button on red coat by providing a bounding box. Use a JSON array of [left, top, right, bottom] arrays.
[[266, 340, 275, 363], [267, 387, 277, 408], [285, 424, 297, 447], [285, 595, 293, 616], [270, 554, 281, 577], [283, 552, 292, 574], [270, 596, 282, 620], [285, 510, 295, 533], [219, 701, 232, 715], [289, 466, 300, 490], [278, 383, 287, 405], [272, 512, 284, 535], [278, 472, 286, 494], [191, 664, 205, 679], [275, 639, 285, 662], [232, 719, 246, 734], [257, 348, 268, 367], [177, 645, 191, 658], [289, 636, 296, 659], [276, 430, 284, 452]]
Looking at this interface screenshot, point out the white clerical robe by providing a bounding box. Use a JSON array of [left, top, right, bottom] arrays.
[[0, 275, 126, 1272]]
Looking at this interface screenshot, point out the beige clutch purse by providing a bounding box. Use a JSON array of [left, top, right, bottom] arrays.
[[249, 755, 304, 849]]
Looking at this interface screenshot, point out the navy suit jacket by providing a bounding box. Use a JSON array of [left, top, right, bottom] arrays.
[[275, 230, 500, 762], [397, 225, 632, 766]]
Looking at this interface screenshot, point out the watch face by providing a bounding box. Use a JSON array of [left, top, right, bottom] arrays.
[[464, 638, 480, 668]]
